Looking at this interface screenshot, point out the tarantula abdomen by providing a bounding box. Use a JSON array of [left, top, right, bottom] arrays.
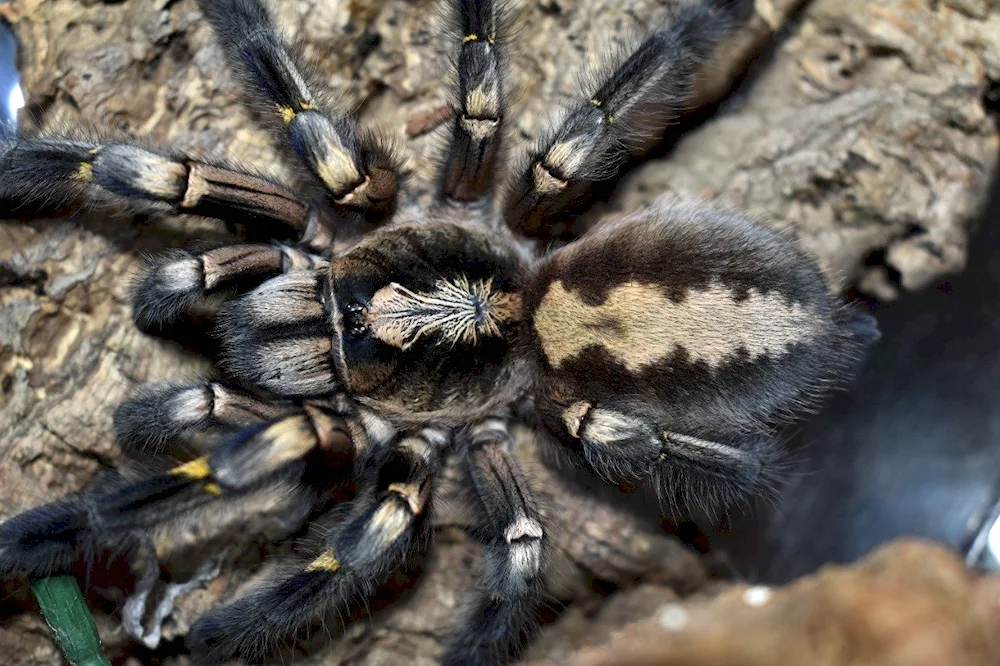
[[524, 201, 877, 505]]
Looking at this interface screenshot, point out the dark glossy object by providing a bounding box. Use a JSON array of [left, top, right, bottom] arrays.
[[719, 178, 1000, 582]]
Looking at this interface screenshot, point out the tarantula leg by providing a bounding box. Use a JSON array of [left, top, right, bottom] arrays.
[[197, 0, 403, 219], [561, 402, 781, 511], [131, 243, 326, 334], [436, 0, 510, 206], [215, 268, 341, 397], [113, 381, 298, 455], [0, 408, 354, 578], [443, 416, 547, 666], [502, 1, 735, 237], [188, 428, 446, 664], [0, 136, 324, 244], [189, 406, 355, 491]]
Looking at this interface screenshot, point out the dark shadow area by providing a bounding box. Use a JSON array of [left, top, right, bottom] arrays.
[[713, 172, 1000, 583]]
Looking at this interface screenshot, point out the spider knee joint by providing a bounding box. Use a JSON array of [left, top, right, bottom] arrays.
[[504, 514, 543, 544], [461, 115, 500, 141], [564, 403, 653, 449], [532, 162, 568, 194], [504, 515, 545, 580]]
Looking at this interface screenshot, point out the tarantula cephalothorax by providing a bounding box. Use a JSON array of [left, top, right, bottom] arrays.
[[0, 0, 878, 663]]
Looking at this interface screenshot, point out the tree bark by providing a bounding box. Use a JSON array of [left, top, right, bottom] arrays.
[[0, 0, 997, 663]]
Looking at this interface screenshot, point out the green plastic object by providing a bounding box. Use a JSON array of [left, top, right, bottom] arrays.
[[30, 575, 111, 666]]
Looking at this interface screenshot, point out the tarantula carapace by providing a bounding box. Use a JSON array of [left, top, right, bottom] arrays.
[[0, 0, 878, 663]]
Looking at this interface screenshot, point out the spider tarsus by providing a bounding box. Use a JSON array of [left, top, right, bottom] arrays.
[[114, 381, 215, 455], [131, 250, 207, 334], [189, 431, 441, 664]]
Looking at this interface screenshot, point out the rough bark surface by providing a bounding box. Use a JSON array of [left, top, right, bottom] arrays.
[[525, 539, 1000, 666], [0, 0, 996, 663], [614, 0, 1000, 298]]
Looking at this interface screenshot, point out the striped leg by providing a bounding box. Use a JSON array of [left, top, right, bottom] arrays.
[[0, 136, 324, 245], [188, 428, 446, 664], [502, 2, 735, 238], [443, 416, 547, 666], [113, 381, 298, 455], [196, 0, 403, 219], [436, 0, 510, 206], [132, 243, 326, 334], [0, 407, 356, 578]]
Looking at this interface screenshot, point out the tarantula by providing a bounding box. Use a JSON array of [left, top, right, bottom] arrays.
[[0, 0, 878, 663]]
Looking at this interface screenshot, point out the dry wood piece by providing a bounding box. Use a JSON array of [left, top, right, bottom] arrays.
[[0, 0, 997, 663], [523, 539, 1000, 666]]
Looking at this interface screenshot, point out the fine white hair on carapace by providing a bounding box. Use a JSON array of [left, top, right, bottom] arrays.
[[365, 276, 522, 350]]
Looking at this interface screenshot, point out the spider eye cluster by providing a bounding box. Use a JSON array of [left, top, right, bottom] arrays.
[[344, 302, 369, 339]]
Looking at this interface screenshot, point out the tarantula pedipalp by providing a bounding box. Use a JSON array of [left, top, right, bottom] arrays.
[[0, 0, 878, 664]]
